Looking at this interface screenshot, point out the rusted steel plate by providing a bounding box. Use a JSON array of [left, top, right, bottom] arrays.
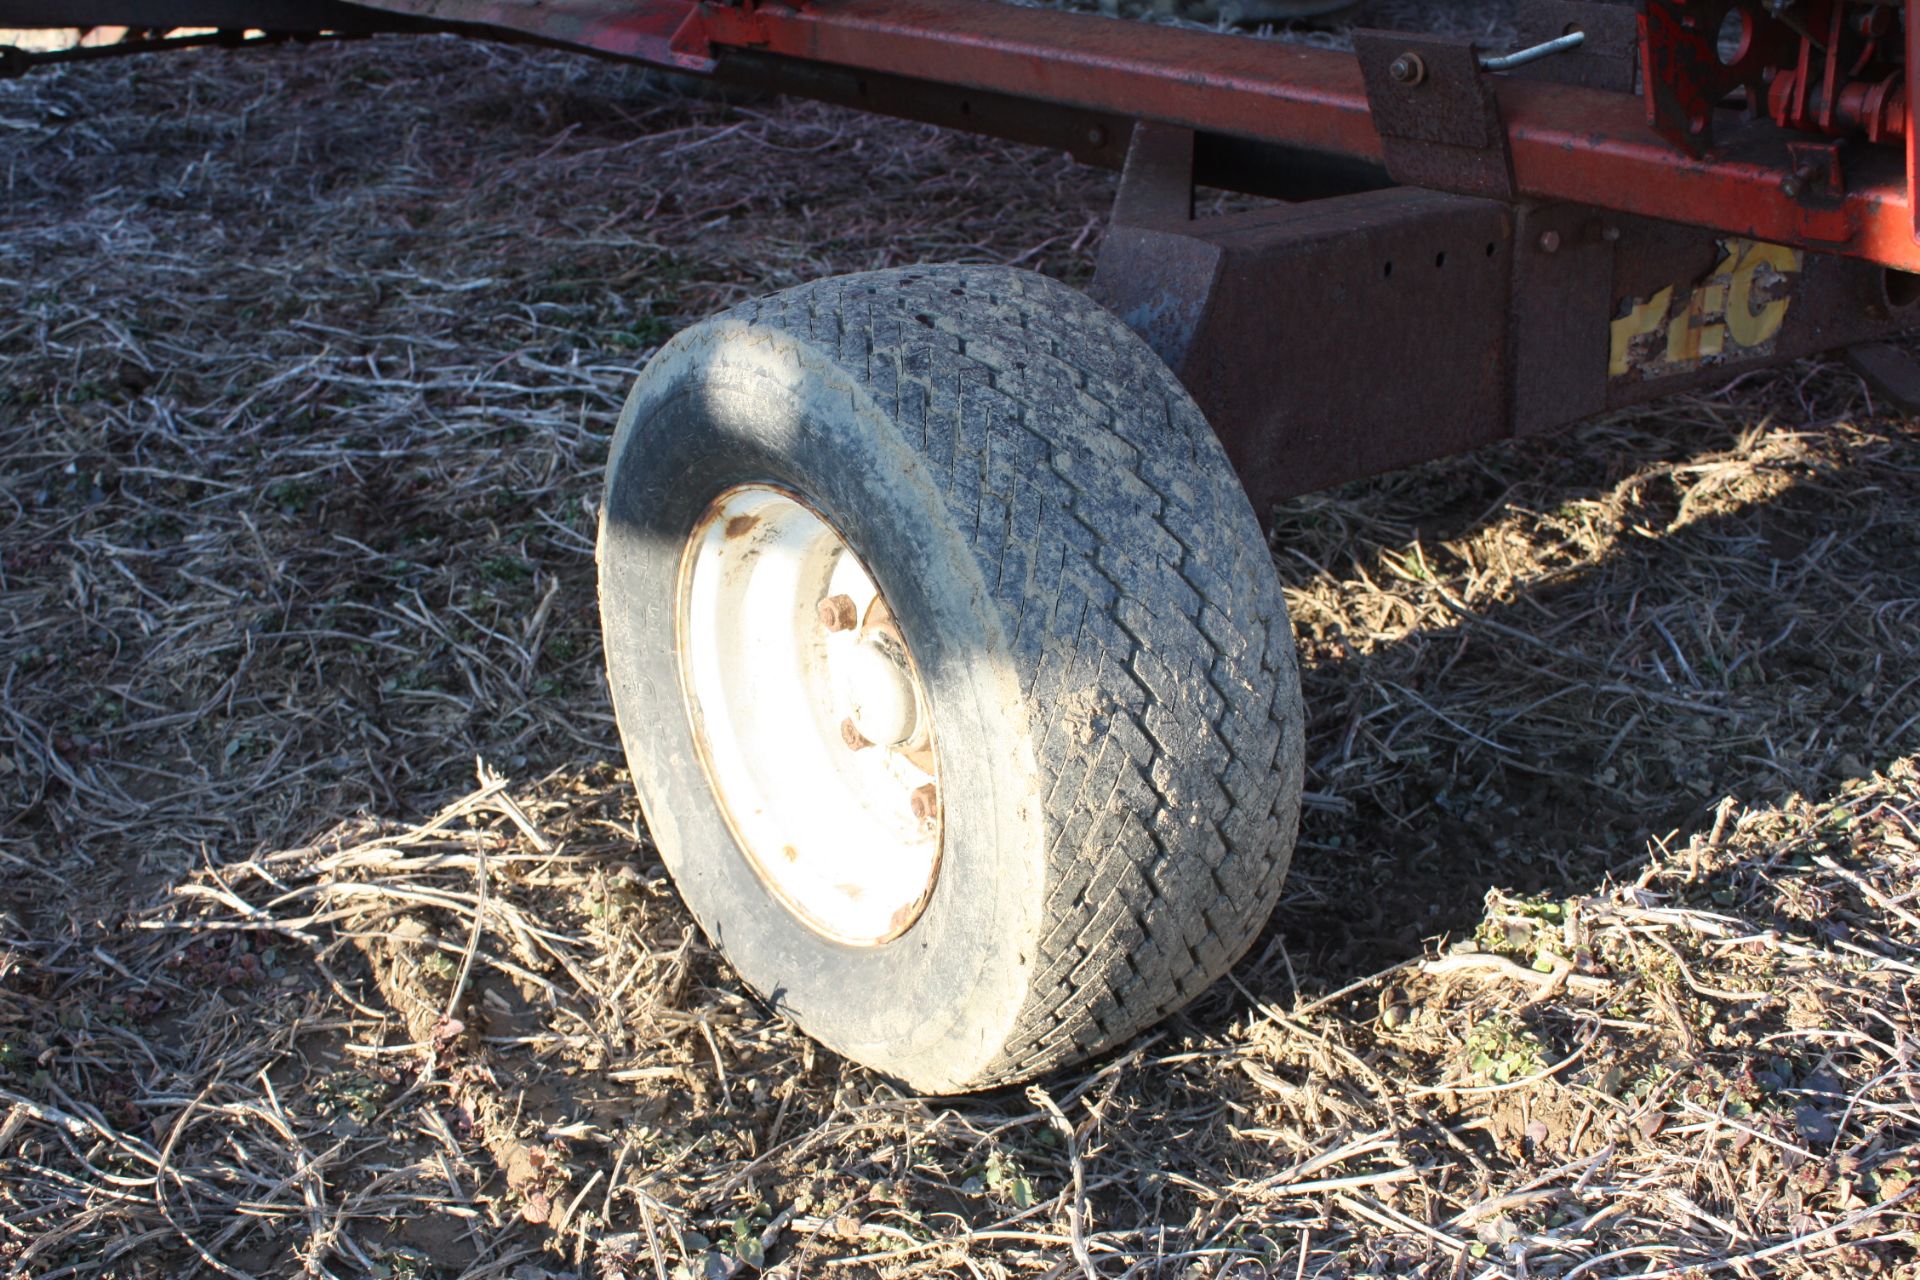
[[1090, 127, 1517, 513], [1352, 30, 1515, 199], [1508, 202, 1614, 434]]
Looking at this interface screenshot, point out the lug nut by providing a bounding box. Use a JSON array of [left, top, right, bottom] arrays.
[[1389, 53, 1426, 85], [840, 718, 872, 751], [910, 783, 938, 824], [818, 594, 859, 632]]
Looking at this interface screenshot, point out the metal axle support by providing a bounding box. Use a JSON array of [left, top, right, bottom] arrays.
[[1092, 123, 1920, 517]]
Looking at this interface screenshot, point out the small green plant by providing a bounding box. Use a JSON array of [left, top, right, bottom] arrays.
[[677, 1206, 771, 1279], [265, 477, 321, 513], [1475, 891, 1572, 966], [588, 867, 647, 919], [313, 1072, 391, 1123], [982, 1149, 1035, 1207], [725, 1207, 770, 1268], [371, 1248, 431, 1279], [605, 314, 678, 351], [477, 553, 532, 584], [1464, 1015, 1548, 1085], [1869, 1163, 1913, 1202], [1597, 1058, 1672, 1102]]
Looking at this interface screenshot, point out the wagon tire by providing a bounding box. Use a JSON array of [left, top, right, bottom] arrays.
[[597, 264, 1304, 1092]]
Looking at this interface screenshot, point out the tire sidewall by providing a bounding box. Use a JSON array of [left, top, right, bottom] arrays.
[[598, 321, 1047, 1092]]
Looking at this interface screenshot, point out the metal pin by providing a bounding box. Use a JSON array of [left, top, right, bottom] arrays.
[[1479, 31, 1586, 73]]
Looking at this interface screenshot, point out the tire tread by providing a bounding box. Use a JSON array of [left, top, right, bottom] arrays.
[[734, 266, 1303, 1087]]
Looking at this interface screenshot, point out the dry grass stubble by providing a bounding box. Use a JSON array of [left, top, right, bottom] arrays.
[[0, 28, 1918, 1280]]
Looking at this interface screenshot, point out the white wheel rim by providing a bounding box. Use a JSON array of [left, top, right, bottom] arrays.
[[677, 485, 942, 946]]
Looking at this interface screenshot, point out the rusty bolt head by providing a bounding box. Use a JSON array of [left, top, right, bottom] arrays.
[[1537, 229, 1562, 254], [1087, 124, 1108, 148], [1780, 173, 1806, 199], [818, 594, 859, 633], [909, 783, 938, 824], [840, 718, 872, 751], [1388, 53, 1426, 86]]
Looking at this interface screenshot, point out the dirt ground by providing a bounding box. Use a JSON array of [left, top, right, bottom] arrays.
[[1, 14, 1918, 1280]]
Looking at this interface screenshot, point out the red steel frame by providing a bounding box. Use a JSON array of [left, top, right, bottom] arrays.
[[14, 1, 1920, 268], [344, 0, 1920, 271]]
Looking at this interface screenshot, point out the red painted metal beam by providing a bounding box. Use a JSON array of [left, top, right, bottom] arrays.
[[1500, 75, 1904, 266], [701, 0, 1382, 161], [357, 0, 1920, 270]]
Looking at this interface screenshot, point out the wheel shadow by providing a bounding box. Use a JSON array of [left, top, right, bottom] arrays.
[[1247, 360, 1920, 992]]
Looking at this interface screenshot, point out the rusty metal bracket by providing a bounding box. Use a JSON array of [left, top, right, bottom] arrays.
[[1353, 30, 1515, 200], [1510, 204, 1619, 434], [1092, 185, 1519, 513], [1111, 120, 1195, 228], [1098, 123, 1219, 372], [1094, 133, 1520, 513]]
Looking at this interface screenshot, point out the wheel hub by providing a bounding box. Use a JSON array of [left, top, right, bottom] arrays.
[[844, 637, 919, 748], [677, 485, 941, 946]]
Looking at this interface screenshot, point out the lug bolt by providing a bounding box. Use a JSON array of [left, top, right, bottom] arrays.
[[841, 717, 872, 751], [1781, 160, 1822, 200], [910, 783, 938, 824], [1389, 53, 1426, 86], [818, 594, 859, 632]]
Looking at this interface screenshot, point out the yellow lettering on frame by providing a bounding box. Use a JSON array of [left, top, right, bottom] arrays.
[[1610, 286, 1673, 377], [1608, 240, 1802, 380], [1725, 241, 1803, 348]]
